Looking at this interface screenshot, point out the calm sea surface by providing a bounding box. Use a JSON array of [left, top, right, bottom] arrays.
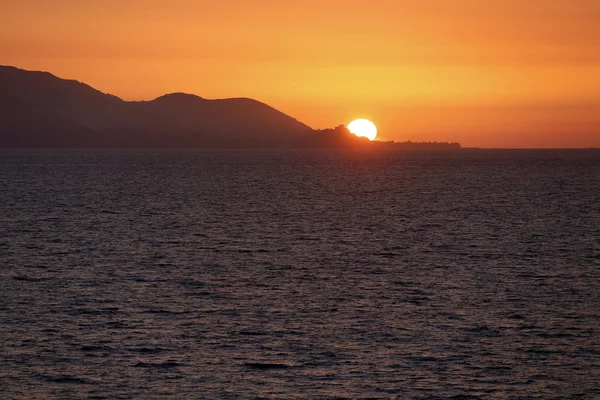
[[1, 149, 599, 399]]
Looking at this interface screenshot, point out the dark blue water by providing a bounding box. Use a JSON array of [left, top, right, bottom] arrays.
[[1, 149, 599, 399]]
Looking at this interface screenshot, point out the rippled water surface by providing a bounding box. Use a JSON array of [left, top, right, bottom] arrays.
[[1, 149, 599, 399]]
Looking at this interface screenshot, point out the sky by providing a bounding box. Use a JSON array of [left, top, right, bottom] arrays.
[[1, 0, 599, 147]]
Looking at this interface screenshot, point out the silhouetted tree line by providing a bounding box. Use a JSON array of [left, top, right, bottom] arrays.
[[295, 124, 461, 149], [372, 140, 462, 149]]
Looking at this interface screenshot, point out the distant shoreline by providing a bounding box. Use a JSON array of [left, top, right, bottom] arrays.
[[1, 147, 599, 152]]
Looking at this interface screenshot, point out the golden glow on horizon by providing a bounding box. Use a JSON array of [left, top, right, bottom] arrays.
[[1, 0, 599, 147], [348, 119, 378, 141]]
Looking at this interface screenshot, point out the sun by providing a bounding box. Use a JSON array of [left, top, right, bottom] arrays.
[[348, 119, 377, 141]]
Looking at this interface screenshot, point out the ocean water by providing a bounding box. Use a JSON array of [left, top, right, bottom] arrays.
[[0, 149, 599, 399]]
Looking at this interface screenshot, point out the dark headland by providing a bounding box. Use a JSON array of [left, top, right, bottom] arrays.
[[0, 66, 461, 150]]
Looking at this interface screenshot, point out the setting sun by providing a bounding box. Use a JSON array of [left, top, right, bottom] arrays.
[[348, 119, 377, 141]]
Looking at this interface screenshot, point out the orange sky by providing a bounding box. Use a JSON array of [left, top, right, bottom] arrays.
[[1, 0, 599, 147]]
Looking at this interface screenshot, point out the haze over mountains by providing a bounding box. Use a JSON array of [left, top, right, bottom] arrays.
[[0, 66, 317, 148]]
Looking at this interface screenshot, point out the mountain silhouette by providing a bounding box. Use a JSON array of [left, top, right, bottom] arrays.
[[295, 125, 372, 148], [0, 66, 313, 148], [0, 66, 463, 149], [0, 90, 101, 147]]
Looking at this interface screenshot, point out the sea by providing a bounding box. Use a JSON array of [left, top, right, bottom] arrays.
[[1, 149, 599, 399]]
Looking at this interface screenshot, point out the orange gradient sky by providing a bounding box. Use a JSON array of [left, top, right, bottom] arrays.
[[1, 0, 599, 147]]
